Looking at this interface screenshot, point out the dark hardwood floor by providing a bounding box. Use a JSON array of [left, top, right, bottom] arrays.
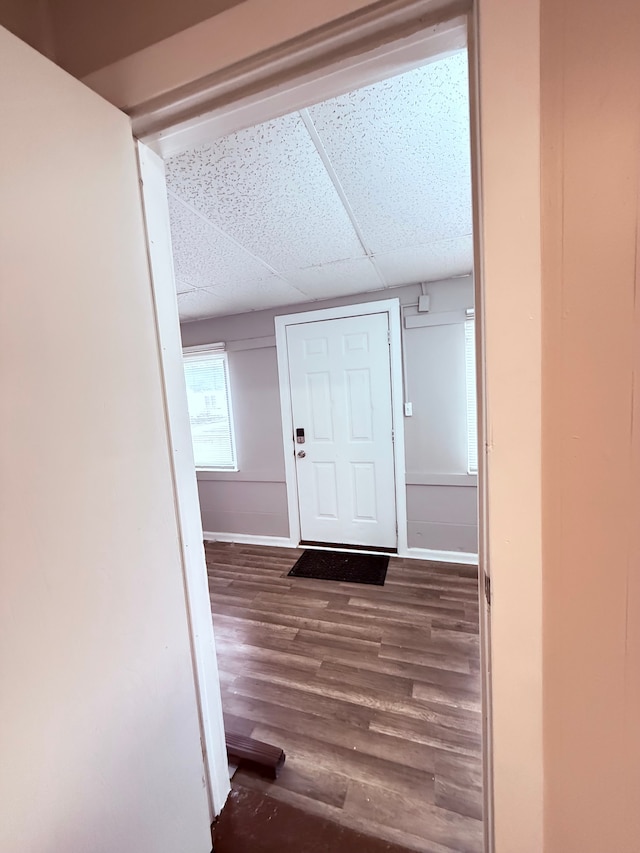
[[205, 541, 483, 853], [213, 783, 430, 853]]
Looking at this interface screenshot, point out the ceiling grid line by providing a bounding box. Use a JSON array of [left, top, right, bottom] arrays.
[[298, 107, 389, 289], [167, 189, 310, 297]]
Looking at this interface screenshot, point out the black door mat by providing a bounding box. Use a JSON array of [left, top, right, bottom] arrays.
[[288, 549, 389, 585]]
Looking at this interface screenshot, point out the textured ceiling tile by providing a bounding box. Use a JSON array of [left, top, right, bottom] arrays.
[[168, 194, 278, 291], [288, 257, 384, 300], [178, 280, 310, 320], [373, 236, 474, 287], [165, 112, 365, 273], [306, 52, 472, 254], [177, 288, 227, 321], [168, 52, 473, 322], [206, 276, 310, 314]]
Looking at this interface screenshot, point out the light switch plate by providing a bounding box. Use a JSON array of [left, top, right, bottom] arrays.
[[404, 402, 413, 417]]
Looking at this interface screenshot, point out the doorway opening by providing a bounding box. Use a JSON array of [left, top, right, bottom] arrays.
[[140, 13, 486, 853]]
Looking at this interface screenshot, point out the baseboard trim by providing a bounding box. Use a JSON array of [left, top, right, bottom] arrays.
[[202, 533, 478, 566], [203, 531, 294, 548], [400, 547, 479, 565]]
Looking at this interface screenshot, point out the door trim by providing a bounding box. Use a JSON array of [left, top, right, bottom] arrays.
[[274, 299, 408, 554], [136, 143, 230, 819]]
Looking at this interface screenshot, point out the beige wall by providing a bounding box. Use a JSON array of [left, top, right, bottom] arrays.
[[0, 28, 211, 852], [541, 0, 640, 850], [48, 0, 246, 78]]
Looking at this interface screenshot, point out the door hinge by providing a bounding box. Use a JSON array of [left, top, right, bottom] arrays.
[[484, 572, 491, 607], [391, 429, 395, 443], [387, 329, 391, 345]]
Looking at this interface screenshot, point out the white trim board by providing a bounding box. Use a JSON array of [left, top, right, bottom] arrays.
[[196, 470, 285, 482], [274, 299, 408, 555], [203, 532, 294, 548], [136, 143, 230, 818], [406, 472, 478, 487], [401, 547, 479, 565], [300, 543, 398, 557]]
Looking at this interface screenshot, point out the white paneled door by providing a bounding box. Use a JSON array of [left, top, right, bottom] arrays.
[[286, 313, 397, 549]]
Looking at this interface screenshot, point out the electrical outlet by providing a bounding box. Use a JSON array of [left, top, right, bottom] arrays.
[[404, 402, 413, 417]]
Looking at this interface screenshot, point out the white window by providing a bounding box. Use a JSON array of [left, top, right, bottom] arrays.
[[464, 317, 478, 474], [183, 345, 237, 471]]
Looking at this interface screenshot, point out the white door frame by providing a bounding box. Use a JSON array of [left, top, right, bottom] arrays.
[[136, 144, 230, 819], [275, 299, 408, 555]]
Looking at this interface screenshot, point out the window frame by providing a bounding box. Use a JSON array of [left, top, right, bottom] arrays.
[[182, 344, 238, 472]]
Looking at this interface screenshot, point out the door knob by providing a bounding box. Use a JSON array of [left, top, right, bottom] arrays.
[[297, 450, 306, 458]]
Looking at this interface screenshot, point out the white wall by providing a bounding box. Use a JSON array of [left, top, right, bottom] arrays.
[[181, 277, 478, 553], [0, 28, 211, 853]]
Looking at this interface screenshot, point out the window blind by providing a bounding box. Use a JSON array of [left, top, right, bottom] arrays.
[[464, 318, 478, 474], [183, 351, 237, 470]]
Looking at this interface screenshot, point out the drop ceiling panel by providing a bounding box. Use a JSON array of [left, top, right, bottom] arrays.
[[288, 257, 384, 300], [177, 288, 227, 321], [165, 112, 365, 274], [373, 236, 474, 287], [206, 276, 311, 315], [168, 195, 279, 291], [167, 52, 473, 322], [306, 52, 472, 254]]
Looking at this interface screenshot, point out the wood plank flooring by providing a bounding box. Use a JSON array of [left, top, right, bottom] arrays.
[[213, 784, 429, 853], [205, 542, 483, 853]]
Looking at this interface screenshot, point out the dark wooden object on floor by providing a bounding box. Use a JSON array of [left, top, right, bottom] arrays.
[[206, 541, 483, 853], [212, 782, 419, 853], [225, 731, 285, 779]]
